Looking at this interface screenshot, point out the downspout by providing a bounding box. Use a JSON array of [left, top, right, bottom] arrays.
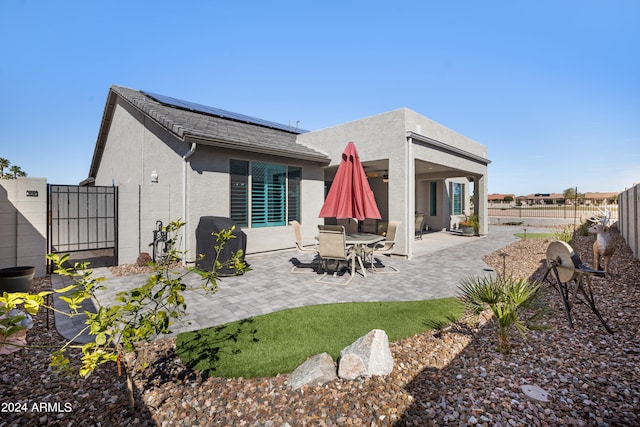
[[182, 142, 197, 265]]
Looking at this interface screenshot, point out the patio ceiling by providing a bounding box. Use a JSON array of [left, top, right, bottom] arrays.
[[414, 159, 473, 180], [324, 159, 475, 181], [323, 160, 389, 181]]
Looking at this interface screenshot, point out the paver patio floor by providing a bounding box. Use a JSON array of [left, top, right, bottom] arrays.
[[52, 225, 553, 341]]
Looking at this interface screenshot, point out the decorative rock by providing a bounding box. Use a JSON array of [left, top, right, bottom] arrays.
[[0, 329, 27, 355], [338, 329, 394, 380], [521, 384, 551, 403], [337, 353, 367, 380], [137, 252, 152, 266], [287, 352, 337, 390]]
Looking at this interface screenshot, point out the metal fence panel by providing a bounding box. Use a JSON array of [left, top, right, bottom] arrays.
[[48, 185, 118, 255], [488, 204, 618, 221]]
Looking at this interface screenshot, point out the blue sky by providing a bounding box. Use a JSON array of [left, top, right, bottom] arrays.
[[1, 1, 638, 195]]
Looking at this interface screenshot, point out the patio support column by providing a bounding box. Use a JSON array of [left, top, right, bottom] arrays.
[[473, 174, 488, 235], [405, 137, 415, 257]]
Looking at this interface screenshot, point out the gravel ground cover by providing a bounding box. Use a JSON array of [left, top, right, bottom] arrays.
[[1, 230, 639, 426]]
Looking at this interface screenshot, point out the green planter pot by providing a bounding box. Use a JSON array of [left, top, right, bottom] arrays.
[[461, 226, 475, 236]]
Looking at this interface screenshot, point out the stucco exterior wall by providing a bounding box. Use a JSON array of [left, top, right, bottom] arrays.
[[94, 99, 327, 261], [404, 108, 489, 235], [111, 183, 173, 265], [186, 144, 325, 255], [0, 178, 47, 276], [94, 99, 185, 263], [403, 109, 488, 159], [299, 109, 408, 165], [298, 109, 410, 252], [416, 178, 450, 232]]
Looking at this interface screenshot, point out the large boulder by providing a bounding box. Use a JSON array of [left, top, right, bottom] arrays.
[[338, 329, 394, 380], [287, 352, 337, 390]]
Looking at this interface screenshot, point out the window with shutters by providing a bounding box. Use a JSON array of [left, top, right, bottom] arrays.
[[230, 160, 301, 228], [230, 160, 249, 227]]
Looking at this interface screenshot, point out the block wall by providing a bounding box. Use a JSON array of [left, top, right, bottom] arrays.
[[0, 178, 47, 277], [619, 184, 639, 260]]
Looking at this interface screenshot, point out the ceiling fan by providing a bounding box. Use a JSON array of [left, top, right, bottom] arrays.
[[365, 168, 388, 182]]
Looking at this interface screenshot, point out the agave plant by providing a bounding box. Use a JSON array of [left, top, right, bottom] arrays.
[[458, 275, 547, 353]]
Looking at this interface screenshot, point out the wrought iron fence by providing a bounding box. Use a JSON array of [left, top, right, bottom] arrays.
[[48, 184, 118, 253], [488, 203, 618, 221]]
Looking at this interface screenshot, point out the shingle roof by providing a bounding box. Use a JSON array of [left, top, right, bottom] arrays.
[[488, 193, 515, 201], [109, 85, 329, 163], [584, 192, 618, 200], [87, 85, 330, 180], [88, 85, 330, 180]]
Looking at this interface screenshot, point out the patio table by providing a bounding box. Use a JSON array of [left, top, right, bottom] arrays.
[[344, 233, 385, 277]]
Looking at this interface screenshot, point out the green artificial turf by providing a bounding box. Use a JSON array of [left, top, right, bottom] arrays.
[[176, 298, 464, 378], [514, 233, 556, 239]]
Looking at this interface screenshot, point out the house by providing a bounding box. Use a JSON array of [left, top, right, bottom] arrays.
[[583, 192, 618, 205], [488, 193, 516, 204], [86, 85, 490, 264], [516, 192, 619, 206], [519, 193, 566, 205]]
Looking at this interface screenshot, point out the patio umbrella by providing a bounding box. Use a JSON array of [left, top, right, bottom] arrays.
[[319, 141, 381, 223]]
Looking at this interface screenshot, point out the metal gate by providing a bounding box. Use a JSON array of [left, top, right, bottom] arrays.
[[47, 185, 118, 270]]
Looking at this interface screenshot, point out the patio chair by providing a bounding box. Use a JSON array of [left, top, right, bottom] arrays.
[[316, 225, 356, 285], [361, 218, 378, 234], [290, 220, 318, 253], [415, 214, 425, 240], [289, 220, 319, 274], [364, 220, 400, 274], [337, 218, 358, 234]]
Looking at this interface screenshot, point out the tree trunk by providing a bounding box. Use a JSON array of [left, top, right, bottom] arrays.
[[126, 371, 135, 409], [497, 328, 510, 354]]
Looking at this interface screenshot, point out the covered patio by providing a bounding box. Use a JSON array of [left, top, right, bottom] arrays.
[[298, 108, 490, 258]]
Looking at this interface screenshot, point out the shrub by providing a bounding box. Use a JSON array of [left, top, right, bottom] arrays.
[[576, 221, 591, 237], [458, 275, 547, 353], [1, 219, 249, 409], [553, 224, 573, 244], [459, 214, 479, 228]]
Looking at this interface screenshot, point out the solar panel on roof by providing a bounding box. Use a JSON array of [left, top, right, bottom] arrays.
[[141, 90, 306, 133]]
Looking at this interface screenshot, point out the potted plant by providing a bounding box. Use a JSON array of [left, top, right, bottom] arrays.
[[0, 266, 35, 293], [459, 214, 479, 236]]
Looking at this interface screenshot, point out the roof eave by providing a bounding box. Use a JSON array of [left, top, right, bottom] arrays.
[[185, 134, 330, 164], [406, 131, 491, 166], [87, 87, 119, 179]]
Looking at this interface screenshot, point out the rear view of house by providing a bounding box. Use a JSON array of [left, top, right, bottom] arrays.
[[85, 85, 490, 265]]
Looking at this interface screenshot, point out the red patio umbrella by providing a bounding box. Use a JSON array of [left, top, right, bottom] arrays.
[[319, 141, 381, 222]]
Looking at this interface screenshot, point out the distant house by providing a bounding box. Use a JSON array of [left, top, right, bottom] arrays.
[[515, 192, 618, 206], [583, 192, 618, 205], [488, 193, 516, 204], [86, 85, 490, 264], [519, 193, 565, 205]]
